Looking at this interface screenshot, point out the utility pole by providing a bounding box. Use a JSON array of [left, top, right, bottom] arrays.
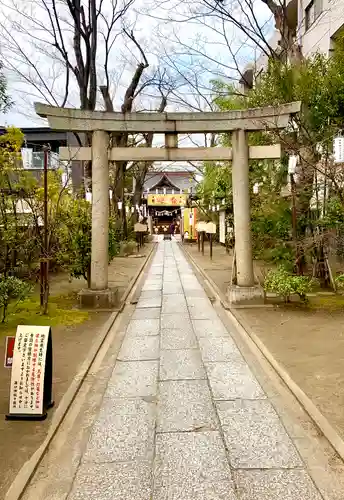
[[40, 144, 50, 314]]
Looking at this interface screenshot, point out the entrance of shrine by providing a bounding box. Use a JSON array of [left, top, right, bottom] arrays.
[[35, 102, 301, 306]]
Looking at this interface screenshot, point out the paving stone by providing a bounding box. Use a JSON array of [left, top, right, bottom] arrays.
[[126, 319, 160, 337], [184, 289, 208, 298], [153, 481, 236, 500], [192, 320, 228, 338], [217, 399, 302, 469], [163, 275, 180, 283], [161, 314, 193, 331], [153, 432, 236, 499], [132, 308, 161, 319], [205, 362, 266, 400], [140, 290, 162, 299], [160, 349, 206, 380], [162, 282, 183, 294], [162, 298, 188, 314], [189, 305, 219, 320], [68, 462, 152, 500], [234, 469, 323, 500], [199, 337, 242, 362], [105, 361, 158, 398], [179, 275, 195, 282], [150, 269, 163, 276], [157, 380, 217, 432], [186, 296, 211, 307], [182, 284, 204, 292], [137, 297, 162, 309], [160, 328, 198, 349], [153, 481, 237, 500], [144, 278, 163, 285], [161, 295, 188, 315], [181, 279, 202, 289], [118, 336, 160, 361], [83, 399, 155, 463], [142, 283, 162, 291], [162, 294, 187, 307]]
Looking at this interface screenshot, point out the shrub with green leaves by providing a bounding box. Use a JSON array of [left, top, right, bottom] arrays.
[[56, 199, 120, 286], [335, 274, 344, 290], [0, 276, 31, 322], [264, 267, 315, 303]]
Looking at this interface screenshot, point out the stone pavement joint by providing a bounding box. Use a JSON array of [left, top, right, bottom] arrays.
[[67, 241, 324, 500]]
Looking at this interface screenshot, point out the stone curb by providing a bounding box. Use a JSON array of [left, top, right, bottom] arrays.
[[181, 243, 344, 465], [128, 244, 158, 305], [5, 244, 157, 500], [179, 246, 225, 299], [120, 243, 157, 309]]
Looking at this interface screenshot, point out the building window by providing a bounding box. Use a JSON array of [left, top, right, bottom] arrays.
[[305, 0, 322, 31]]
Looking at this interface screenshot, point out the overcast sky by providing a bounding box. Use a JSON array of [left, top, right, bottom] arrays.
[[0, 0, 273, 128]]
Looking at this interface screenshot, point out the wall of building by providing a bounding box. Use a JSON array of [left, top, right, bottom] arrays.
[[298, 0, 344, 56]]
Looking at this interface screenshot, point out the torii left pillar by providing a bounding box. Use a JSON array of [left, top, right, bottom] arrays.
[[79, 130, 117, 308]]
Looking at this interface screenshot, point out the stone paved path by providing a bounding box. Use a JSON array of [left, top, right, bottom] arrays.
[[67, 242, 323, 500]]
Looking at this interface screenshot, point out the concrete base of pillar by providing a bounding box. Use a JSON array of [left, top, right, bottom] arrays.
[[227, 285, 264, 305], [78, 288, 118, 309]]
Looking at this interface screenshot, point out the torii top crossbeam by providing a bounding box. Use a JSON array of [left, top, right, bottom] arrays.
[[35, 102, 301, 133]]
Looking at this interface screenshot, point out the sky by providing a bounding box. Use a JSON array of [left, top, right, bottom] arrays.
[[0, 0, 273, 128]]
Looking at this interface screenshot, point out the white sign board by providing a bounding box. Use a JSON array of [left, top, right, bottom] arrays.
[[134, 223, 147, 232], [7, 325, 52, 419], [206, 222, 217, 234], [219, 211, 226, 244], [21, 148, 33, 169], [196, 222, 207, 232]]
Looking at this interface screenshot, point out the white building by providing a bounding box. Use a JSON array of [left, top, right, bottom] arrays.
[[239, 0, 344, 92], [299, 0, 344, 56]]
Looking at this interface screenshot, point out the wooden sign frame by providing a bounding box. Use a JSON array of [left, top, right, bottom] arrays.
[[4, 336, 15, 368], [206, 222, 217, 234], [6, 325, 54, 421], [134, 223, 147, 232], [196, 222, 207, 232]]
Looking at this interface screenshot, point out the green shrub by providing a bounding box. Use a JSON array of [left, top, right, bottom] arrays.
[[126, 240, 138, 255], [119, 240, 137, 256], [0, 276, 31, 322], [56, 201, 120, 285], [335, 274, 344, 290], [264, 267, 315, 303]]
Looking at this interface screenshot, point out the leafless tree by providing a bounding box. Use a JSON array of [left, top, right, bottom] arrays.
[[0, 0, 176, 231]]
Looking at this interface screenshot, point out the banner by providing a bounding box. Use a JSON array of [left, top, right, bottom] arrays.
[[219, 210, 226, 244], [148, 194, 187, 206]]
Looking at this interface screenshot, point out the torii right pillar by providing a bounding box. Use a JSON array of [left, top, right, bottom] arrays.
[[228, 129, 261, 305]]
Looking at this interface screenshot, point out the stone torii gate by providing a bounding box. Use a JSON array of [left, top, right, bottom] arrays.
[[35, 102, 300, 306]]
